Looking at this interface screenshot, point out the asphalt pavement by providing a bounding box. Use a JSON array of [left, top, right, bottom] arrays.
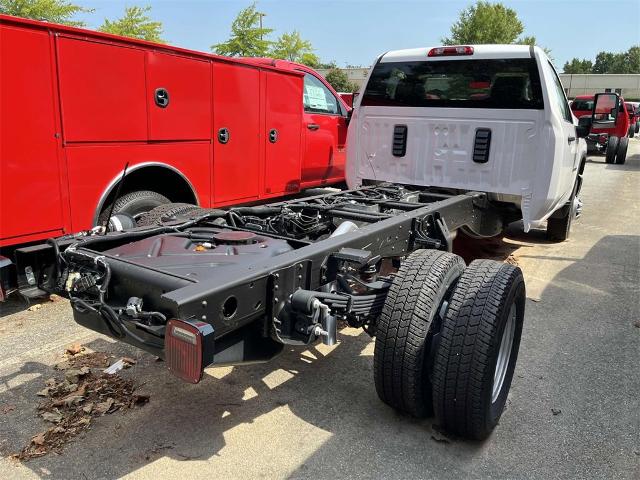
[[1, 140, 638, 480]]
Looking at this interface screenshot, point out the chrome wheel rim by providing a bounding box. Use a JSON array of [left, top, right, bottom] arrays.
[[492, 304, 516, 403]]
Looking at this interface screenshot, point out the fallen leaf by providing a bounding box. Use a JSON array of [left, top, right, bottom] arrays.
[[551, 408, 562, 416], [39, 467, 52, 475], [65, 343, 84, 356], [54, 361, 71, 371], [95, 398, 115, 415], [82, 402, 94, 414], [122, 357, 137, 366], [1, 404, 16, 414], [430, 434, 451, 444], [36, 388, 51, 397], [32, 433, 46, 446], [28, 304, 42, 312], [64, 368, 88, 384], [74, 417, 91, 427], [49, 294, 63, 303], [41, 411, 63, 424]]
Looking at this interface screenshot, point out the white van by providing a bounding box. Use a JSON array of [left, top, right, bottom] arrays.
[[346, 45, 591, 240]]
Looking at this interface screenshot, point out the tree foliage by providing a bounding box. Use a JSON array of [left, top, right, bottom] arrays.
[[442, 1, 529, 45], [324, 68, 359, 93], [563, 46, 639, 74], [270, 30, 319, 66], [562, 58, 593, 74], [0, 0, 92, 26], [212, 2, 273, 57], [99, 6, 165, 43]]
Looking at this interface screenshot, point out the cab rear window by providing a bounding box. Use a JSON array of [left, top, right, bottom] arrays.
[[572, 99, 594, 111], [361, 58, 543, 109]]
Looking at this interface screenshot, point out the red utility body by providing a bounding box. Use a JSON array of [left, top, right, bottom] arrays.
[[0, 15, 349, 248]]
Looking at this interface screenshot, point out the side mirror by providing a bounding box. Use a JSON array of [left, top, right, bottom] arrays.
[[576, 116, 592, 138], [592, 93, 619, 129]]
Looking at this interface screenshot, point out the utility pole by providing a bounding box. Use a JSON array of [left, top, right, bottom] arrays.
[[258, 12, 266, 40]]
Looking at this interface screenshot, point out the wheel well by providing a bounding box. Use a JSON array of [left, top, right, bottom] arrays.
[[96, 166, 198, 224]]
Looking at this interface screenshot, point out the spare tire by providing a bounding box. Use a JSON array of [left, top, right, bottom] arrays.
[[605, 136, 619, 164], [137, 202, 199, 227], [98, 190, 170, 226], [432, 260, 526, 440]]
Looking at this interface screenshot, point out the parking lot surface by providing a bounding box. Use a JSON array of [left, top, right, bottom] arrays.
[[1, 140, 638, 480]]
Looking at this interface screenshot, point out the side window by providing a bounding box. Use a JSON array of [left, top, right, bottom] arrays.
[[303, 74, 339, 115], [543, 60, 572, 123]]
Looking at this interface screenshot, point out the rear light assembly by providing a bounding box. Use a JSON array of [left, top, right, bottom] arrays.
[[428, 46, 474, 57], [165, 319, 215, 383]]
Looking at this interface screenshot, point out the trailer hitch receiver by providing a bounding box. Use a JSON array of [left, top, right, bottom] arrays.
[[165, 319, 215, 384]]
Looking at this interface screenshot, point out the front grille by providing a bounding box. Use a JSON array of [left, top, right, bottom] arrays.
[[473, 128, 491, 163], [392, 125, 408, 157]]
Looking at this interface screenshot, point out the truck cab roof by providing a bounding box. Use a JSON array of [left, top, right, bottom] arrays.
[[380, 44, 538, 63]]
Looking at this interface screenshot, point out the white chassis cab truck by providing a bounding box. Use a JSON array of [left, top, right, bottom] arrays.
[[347, 45, 591, 241], [16, 46, 618, 442]]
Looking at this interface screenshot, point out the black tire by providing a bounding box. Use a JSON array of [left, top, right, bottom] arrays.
[[137, 202, 198, 227], [635, 121, 639, 134], [374, 249, 466, 418], [629, 125, 635, 138], [616, 136, 629, 165], [432, 260, 525, 440], [546, 179, 577, 242], [98, 190, 170, 226], [605, 136, 619, 164]]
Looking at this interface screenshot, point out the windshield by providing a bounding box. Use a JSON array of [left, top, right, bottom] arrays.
[[571, 99, 594, 111], [361, 58, 543, 109]]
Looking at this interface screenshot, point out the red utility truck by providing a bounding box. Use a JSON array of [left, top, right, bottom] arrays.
[[570, 93, 631, 164], [0, 15, 349, 251]]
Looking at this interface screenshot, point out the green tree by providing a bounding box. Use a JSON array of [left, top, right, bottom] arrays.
[[443, 1, 524, 44], [625, 45, 640, 74], [325, 68, 359, 93], [563, 58, 593, 74], [592, 51, 624, 74], [212, 2, 272, 57], [270, 30, 319, 66], [442, 1, 547, 50], [99, 6, 164, 43], [0, 0, 92, 27]]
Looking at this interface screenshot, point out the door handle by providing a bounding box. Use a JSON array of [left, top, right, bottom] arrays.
[[218, 128, 230, 144], [567, 136, 576, 144], [154, 88, 170, 108], [269, 129, 278, 143], [307, 123, 320, 131]]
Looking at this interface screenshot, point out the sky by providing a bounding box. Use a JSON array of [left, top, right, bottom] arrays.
[[74, 0, 640, 70]]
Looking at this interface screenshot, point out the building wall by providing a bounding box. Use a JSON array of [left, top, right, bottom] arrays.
[[559, 74, 640, 100], [317, 68, 640, 100]]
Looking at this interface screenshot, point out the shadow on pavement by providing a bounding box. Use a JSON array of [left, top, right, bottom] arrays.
[[1, 235, 638, 479]]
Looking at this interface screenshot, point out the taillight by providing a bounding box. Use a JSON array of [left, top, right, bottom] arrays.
[[428, 46, 474, 57], [165, 319, 215, 383]]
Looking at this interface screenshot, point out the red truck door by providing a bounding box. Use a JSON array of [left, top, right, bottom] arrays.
[[212, 63, 261, 204], [300, 73, 346, 184], [0, 24, 64, 242], [146, 52, 211, 140], [264, 71, 303, 195]]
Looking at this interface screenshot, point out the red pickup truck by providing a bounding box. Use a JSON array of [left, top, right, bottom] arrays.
[[571, 93, 631, 164], [0, 14, 349, 251]]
